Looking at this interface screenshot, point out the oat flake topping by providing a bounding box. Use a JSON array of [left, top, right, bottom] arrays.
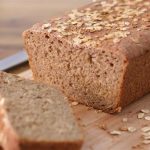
[[42, 0, 150, 47]]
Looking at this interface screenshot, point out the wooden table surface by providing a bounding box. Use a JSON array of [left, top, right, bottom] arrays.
[[0, 0, 90, 59]]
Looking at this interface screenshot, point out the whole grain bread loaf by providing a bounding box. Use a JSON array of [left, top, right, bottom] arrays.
[[0, 71, 83, 150], [23, 0, 150, 113]]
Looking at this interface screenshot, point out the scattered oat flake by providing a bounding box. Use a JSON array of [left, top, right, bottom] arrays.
[[138, 113, 145, 119], [42, 23, 51, 29], [141, 109, 150, 114], [145, 116, 150, 121], [127, 127, 136, 133], [73, 37, 82, 45], [110, 130, 122, 135], [133, 18, 138, 22], [96, 110, 102, 113], [113, 38, 120, 43], [122, 118, 128, 122], [141, 126, 150, 132], [48, 28, 52, 33], [71, 101, 79, 106], [77, 22, 83, 27], [144, 2, 150, 6], [71, 21, 78, 25], [142, 132, 150, 136], [137, 28, 141, 31], [57, 35, 63, 38], [124, 22, 130, 26], [142, 140, 150, 144], [121, 27, 128, 31], [50, 0, 150, 48]]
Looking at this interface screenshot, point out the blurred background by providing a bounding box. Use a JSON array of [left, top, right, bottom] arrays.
[[0, 0, 90, 60]]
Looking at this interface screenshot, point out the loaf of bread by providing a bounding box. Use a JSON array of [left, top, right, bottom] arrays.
[[23, 0, 150, 113], [0, 71, 83, 150]]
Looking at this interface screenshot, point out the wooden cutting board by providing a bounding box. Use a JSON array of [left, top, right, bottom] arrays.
[[19, 70, 150, 150]]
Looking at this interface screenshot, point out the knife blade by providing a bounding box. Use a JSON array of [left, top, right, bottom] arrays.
[[0, 51, 28, 71]]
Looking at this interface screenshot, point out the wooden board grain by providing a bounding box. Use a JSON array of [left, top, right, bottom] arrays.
[[19, 70, 150, 150]]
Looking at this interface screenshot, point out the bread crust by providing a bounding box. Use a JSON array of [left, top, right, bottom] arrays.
[[20, 140, 83, 150]]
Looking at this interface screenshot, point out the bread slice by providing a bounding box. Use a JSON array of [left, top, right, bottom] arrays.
[[23, 0, 150, 113], [0, 71, 83, 150]]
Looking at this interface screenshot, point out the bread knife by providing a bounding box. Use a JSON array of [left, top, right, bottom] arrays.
[[0, 51, 28, 71]]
